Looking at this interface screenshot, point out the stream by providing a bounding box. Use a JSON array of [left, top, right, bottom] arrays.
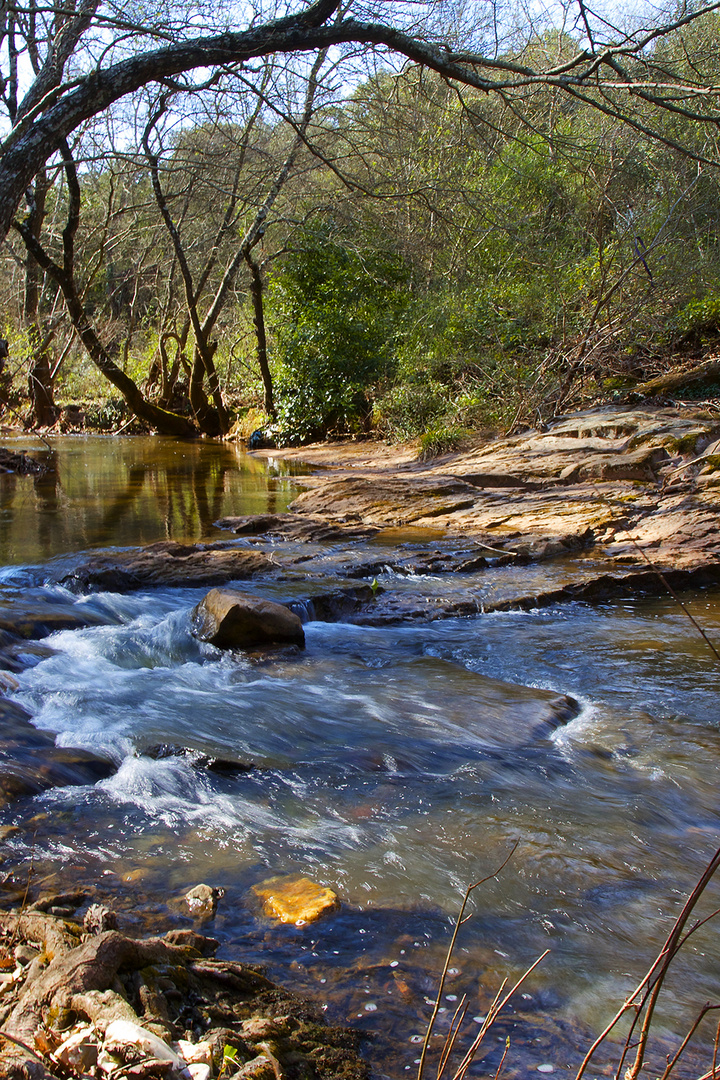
[[1, 434, 719, 1079]]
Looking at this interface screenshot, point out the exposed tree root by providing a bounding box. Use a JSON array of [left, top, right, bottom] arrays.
[[0, 898, 366, 1080]]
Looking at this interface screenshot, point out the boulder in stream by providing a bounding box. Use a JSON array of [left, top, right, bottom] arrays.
[[191, 589, 305, 650]]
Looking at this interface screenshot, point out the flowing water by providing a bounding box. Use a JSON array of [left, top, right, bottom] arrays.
[[1, 435, 720, 1078]]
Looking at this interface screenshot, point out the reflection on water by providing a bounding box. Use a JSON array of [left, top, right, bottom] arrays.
[[0, 435, 297, 563], [0, 438, 719, 1077]]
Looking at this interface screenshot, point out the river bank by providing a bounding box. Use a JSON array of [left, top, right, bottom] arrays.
[[9, 401, 715, 626]]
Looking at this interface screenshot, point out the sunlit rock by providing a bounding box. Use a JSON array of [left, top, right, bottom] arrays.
[[252, 875, 340, 925], [103, 1020, 181, 1067], [184, 883, 224, 918], [232, 1053, 276, 1080], [191, 588, 305, 650], [51, 1024, 98, 1072], [176, 1039, 212, 1067], [84, 903, 118, 935]]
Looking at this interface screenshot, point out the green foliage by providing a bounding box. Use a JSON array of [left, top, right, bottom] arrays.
[[268, 224, 409, 443], [373, 377, 450, 441], [672, 290, 720, 341], [83, 398, 127, 431], [418, 423, 467, 460], [8, 28, 720, 435], [220, 1045, 239, 1075]]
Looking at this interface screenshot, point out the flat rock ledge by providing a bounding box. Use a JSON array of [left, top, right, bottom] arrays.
[[0, 895, 366, 1080], [43, 404, 720, 625], [266, 404, 720, 577], [59, 543, 274, 593]]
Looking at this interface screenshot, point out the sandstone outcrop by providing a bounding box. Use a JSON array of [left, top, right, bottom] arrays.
[[280, 405, 720, 576], [35, 403, 720, 625], [214, 512, 378, 543]]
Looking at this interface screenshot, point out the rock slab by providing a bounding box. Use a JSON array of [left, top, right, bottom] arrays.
[[191, 589, 305, 650]]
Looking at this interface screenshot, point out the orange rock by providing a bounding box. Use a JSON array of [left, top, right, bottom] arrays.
[[252, 875, 340, 925]]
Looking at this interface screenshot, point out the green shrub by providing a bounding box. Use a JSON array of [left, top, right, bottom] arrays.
[[268, 223, 409, 444], [418, 423, 467, 460]]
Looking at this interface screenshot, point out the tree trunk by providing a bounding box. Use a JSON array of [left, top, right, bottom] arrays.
[[61, 289, 198, 436], [14, 178, 198, 438], [245, 250, 275, 419], [27, 330, 58, 427], [23, 171, 59, 428]]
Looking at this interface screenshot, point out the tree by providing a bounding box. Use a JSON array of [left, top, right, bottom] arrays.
[[140, 47, 329, 434], [3, 0, 720, 434], [3, 0, 720, 253]]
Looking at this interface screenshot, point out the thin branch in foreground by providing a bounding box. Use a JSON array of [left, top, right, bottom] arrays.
[[417, 842, 548, 1080], [417, 842, 519, 1080], [575, 844, 720, 1080]]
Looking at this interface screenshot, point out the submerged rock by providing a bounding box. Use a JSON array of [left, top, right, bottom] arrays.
[[0, 599, 108, 639], [191, 588, 305, 650], [184, 883, 224, 918], [252, 875, 341, 925], [0, 698, 116, 806], [144, 743, 254, 775]]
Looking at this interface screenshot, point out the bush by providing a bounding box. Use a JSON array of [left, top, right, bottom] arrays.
[[418, 423, 467, 460], [268, 223, 409, 444]]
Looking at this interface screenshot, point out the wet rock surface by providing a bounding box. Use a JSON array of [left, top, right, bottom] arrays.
[[252, 876, 341, 926], [0, 599, 109, 639], [0, 448, 47, 475], [214, 514, 378, 544], [59, 542, 273, 592]]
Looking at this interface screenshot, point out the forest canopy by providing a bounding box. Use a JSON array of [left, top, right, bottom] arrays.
[[2, 0, 720, 442]]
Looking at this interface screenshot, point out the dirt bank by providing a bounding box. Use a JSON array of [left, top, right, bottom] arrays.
[[0, 893, 366, 1080]]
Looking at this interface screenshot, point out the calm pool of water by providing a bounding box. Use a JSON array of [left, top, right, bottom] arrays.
[[0, 434, 298, 563]]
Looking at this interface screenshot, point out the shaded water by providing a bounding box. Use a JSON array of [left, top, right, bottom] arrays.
[[0, 435, 299, 563], [1, 435, 720, 1078]]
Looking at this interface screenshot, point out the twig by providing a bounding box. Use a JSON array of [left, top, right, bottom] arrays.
[[657, 1003, 720, 1080], [623, 538, 720, 664], [437, 997, 468, 1080], [491, 1036, 510, 1080], [575, 844, 720, 1080], [451, 951, 549, 1080], [417, 841, 519, 1080]]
